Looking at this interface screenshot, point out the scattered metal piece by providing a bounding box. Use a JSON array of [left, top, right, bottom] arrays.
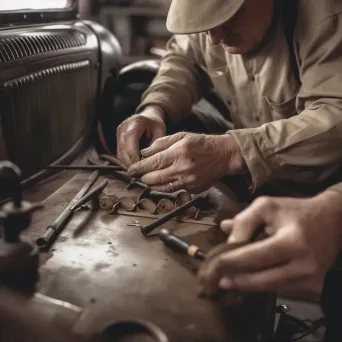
[[176, 191, 192, 206], [141, 196, 206, 236], [127, 223, 142, 227], [118, 196, 136, 211], [109, 202, 121, 215], [138, 188, 152, 201], [194, 208, 201, 220], [134, 198, 158, 214], [99, 195, 119, 211], [156, 198, 175, 213], [175, 191, 201, 219]]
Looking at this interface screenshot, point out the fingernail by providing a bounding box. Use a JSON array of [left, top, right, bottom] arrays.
[[141, 148, 150, 157], [219, 277, 233, 290]]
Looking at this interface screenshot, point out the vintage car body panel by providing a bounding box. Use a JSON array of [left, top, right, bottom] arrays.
[[0, 20, 122, 183]]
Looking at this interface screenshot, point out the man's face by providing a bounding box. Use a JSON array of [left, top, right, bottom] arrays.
[[206, 0, 274, 54]]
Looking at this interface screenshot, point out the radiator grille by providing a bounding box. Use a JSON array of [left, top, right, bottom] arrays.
[[0, 60, 95, 177], [0, 31, 86, 63]]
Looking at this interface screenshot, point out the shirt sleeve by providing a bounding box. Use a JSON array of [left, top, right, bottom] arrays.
[[229, 13, 342, 191], [136, 34, 212, 125]]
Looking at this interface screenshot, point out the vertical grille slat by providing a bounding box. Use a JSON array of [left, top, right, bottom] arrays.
[[1, 60, 93, 177], [0, 30, 87, 63]]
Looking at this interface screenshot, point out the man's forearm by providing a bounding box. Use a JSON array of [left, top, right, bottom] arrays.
[[136, 35, 211, 125]]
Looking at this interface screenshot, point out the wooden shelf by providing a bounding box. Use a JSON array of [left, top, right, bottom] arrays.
[[99, 5, 168, 17]]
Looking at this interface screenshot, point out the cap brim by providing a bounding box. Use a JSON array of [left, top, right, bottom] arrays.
[[166, 0, 245, 34]]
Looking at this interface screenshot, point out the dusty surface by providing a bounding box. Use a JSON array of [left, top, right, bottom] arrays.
[[24, 171, 274, 342]]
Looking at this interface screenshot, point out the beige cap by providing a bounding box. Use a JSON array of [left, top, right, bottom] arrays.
[[166, 0, 245, 34]]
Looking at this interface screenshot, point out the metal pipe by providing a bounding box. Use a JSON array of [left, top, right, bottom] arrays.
[[140, 196, 204, 236], [44, 165, 121, 171], [35, 170, 100, 250]]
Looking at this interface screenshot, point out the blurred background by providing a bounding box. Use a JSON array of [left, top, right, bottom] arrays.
[[79, 0, 171, 64]]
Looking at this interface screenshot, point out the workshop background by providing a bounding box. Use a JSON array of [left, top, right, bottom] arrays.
[[78, 0, 170, 64]]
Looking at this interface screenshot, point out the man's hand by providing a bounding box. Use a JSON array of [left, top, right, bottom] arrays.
[[198, 191, 342, 299], [116, 106, 166, 168], [127, 132, 246, 194]]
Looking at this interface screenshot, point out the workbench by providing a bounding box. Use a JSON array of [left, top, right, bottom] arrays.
[[22, 158, 276, 342]]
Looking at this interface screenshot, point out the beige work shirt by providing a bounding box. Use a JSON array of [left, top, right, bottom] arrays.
[[137, 0, 342, 193]]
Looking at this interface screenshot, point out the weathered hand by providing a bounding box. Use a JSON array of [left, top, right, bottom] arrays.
[[198, 191, 342, 299], [127, 132, 246, 194], [116, 106, 166, 168]]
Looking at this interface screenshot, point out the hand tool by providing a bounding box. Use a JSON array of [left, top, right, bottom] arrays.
[[159, 229, 206, 261], [35, 170, 106, 250], [140, 196, 205, 236], [44, 165, 121, 171]]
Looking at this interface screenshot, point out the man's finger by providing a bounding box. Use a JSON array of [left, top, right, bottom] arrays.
[[124, 120, 147, 164], [140, 166, 177, 186], [210, 234, 292, 274], [218, 263, 302, 293], [220, 220, 233, 235], [117, 130, 133, 168], [151, 179, 184, 193], [127, 151, 173, 177], [228, 197, 276, 243], [141, 132, 186, 157]]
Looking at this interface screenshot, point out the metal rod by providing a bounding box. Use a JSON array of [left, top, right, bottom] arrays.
[[35, 170, 100, 249], [140, 196, 204, 236], [159, 229, 206, 261], [99, 154, 127, 170], [44, 165, 121, 171], [70, 179, 108, 211]]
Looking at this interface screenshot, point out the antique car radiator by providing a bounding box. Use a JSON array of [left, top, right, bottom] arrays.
[[0, 15, 122, 183]]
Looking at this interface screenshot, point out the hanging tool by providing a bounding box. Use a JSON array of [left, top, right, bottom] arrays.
[[140, 196, 205, 236], [159, 229, 206, 261]]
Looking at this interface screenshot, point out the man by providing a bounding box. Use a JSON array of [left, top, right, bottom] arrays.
[[198, 183, 342, 340], [116, 0, 342, 202]]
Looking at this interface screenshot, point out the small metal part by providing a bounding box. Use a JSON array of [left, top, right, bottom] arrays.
[[276, 304, 292, 314], [176, 191, 192, 206], [138, 188, 152, 201], [118, 196, 136, 211], [109, 202, 121, 215], [140, 196, 205, 236], [159, 229, 206, 261], [194, 208, 201, 220], [156, 198, 175, 213], [134, 198, 157, 214], [99, 195, 119, 211]]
